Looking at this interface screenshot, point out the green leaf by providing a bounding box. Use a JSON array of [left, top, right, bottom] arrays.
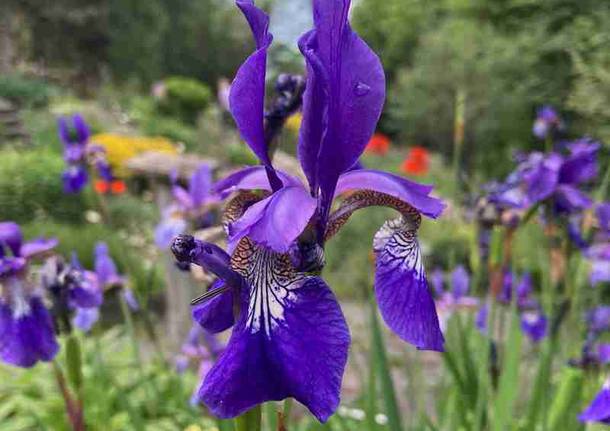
[[235, 405, 261, 431], [369, 299, 403, 431], [66, 335, 83, 393], [547, 368, 584, 431], [492, 308, 523, 431]]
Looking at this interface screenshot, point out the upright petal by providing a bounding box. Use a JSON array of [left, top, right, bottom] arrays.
[[199, 243, 349, 422], [230, 1, 274, 166], [0, 222, 23, 257], [94, 242, 123, 287], [189, 164, 212, 208], [559, 139, 600, 185], [228, 186, 317, 253], [72, 114, 91, 144], [373, 217, 444, 351], [450, 265, 470, 299], [298, 0, 385, 210]]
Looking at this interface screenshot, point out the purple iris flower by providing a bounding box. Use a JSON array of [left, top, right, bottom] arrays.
[[170, 0, 446, 422], [430, 268, 444, 296], [532, 106, 562, 140], [58, 115, 116, 193], [174, 324, 224, 406], [579, 379, 610, 425], [475, 303, 489, 334], [597, 203, 610, 235], [41, 255, 104, 333], [520, 311, 548, 343], [435, 266, 478, 311], [586, 306, 610, 334], [0, 222, 59, 367], [95, 242, 139, 311], [155, 165, 217, 249], [493, 139, 599, 214]]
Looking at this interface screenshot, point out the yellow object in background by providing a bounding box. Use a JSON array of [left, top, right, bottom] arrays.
[[91, 133, 177, 177], [285, 112, 302, 134]]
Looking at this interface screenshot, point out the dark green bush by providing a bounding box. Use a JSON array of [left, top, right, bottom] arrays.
[[0, 75, 55, 107], [157, 76, 212, 123], [0, 148, 85, 224]]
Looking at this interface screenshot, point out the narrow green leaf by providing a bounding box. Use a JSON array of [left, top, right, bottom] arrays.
[[547, 368, 584, 431], [369, 299, 403, 431], [492, 308, 523, 431], [235, 404, 261, 431], [65, 335, 83, 393], [264, 402, 278, 431]]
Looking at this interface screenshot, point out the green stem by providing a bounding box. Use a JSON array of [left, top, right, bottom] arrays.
[[234, 405, 262, 431]]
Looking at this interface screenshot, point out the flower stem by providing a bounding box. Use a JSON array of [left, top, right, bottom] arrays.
[[234, 405, 262, 431], [52, 361, 85, 431]]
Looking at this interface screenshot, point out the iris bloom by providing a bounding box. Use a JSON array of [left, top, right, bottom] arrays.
[[171, 0, 444, 422], [174, 324, 224, 406], [532, 105, 562, 140], [58, 114, 116, 194], [155, 165, 217, 249], [0, 222, 59, 367], [492, 139, 599, 215], [579, 379, 610, 425], [434, 265, 478, 310], [41, 253, 104, 333]]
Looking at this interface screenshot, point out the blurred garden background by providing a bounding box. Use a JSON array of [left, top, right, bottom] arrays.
[[0, 0, 609, 430]]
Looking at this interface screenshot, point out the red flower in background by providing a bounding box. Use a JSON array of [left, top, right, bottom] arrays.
[[94, 180, 127, 195], [400, 146, 430, 175], [365, 133, 390, 156]]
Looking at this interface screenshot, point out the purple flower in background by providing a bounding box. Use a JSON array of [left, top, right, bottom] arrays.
[[532, 106, 562, 140], [155, 165, 217, 250], [170, 0, 445, 421], [451, 265, 470, 299], [579, 379, 610, 425], [586, 306, 610, 334], [475, 303, 489, 334], [435, 265, 478, 311], [41, 254, 104, 333], [94, 242, 124, 287], [0, 221, 59, 367], [492, 139, 599, 215], [520, 311, 548, 343], [430, 268, 444, 296], [58, 115, 115, 193], [174, 324, 224, 406]]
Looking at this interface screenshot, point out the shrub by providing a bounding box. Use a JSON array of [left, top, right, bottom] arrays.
[[0, 75, 55, 107], [156, 76, 212, 123], [0, 148, 85, 224]]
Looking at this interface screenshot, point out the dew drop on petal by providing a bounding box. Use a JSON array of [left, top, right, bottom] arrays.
[[354, 81, 371, 97]]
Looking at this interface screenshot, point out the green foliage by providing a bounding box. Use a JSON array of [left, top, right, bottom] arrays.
[[157, 77, 212, 124], [129, 95, 198, 148], [0, 329, 211, 430], [0, 74, 55, 107], [0, 148, 85, 224]]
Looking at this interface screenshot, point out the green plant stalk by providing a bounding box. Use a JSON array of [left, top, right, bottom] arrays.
[[234, 405, 261, 431], [92, 335, 144, 430], [118, 293, 160, 406], [52, 360, 85, 431], [369, 298, 403, 431], [452, 86, 466, 189]]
